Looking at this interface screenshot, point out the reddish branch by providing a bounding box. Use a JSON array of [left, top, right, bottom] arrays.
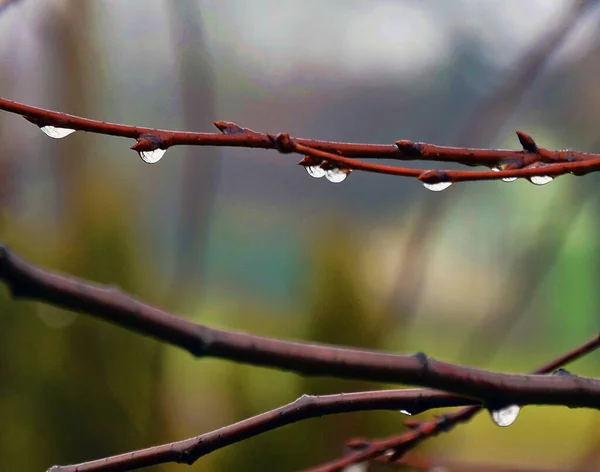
[[46, 333, 600, 472], [303, 333, 600, 472], [46, 390, 475, 472], [386, 452, 585, 472], [1, 97, 600, 186], [2, 245, 600, 407]]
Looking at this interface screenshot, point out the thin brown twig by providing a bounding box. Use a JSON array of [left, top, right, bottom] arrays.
[[302, 332, 600, 472], [384, 451, 592, 472], [46, 390, 477, 472], [1, 97, 600, 185]]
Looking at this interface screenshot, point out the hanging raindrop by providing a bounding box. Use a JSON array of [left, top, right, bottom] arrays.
[[490, 405, 520, 427], [138, 148, 166, 164], [305, 165, 326, 179], [492, 166, 517, 182], [39, 125, 76, 139], [325, 168, 349, 183], [423, 181, 452, 192], [399, 410, 412, 416], [530, 175, 553, 185]]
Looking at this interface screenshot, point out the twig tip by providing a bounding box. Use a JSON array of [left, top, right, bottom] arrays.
[[516, 130, 538, 153]]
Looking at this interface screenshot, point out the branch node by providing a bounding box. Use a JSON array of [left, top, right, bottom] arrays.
[[552, 368, 573, 376], [130, 133, 165, 152], [346, 438, 371, 451], [176, 450, 194, 465], [395, 140, 423, 156], [434, 414, 451, 432], [413, 351, 430, 370], [418, 171, 450, 184], [297, 155, 321, 167], [516, 130, 538, 153], [269, 133, 295, 153], [213, 121, 246, 135]]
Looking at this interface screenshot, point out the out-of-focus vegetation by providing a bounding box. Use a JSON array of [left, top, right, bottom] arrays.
[[2, 1, 600, 471]]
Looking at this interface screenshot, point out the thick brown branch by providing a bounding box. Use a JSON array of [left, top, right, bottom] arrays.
[[304, 332, 600, 471], [44, 332, 600, 472], [46, 390, 476, 472], [2, 97, 600, 186], [1, 244, 600, 407]]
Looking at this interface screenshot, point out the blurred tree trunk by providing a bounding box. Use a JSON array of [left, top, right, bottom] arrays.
[[167, 1, 219, 295]]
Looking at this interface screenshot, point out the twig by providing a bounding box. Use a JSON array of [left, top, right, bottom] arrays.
[[385, 451, 588, 472], [2, 244, 600, 407], [303, 332, 600, 472], [43, 332, 600, 472], [2, 97, 600, 186], [46, 390, 476, 472]]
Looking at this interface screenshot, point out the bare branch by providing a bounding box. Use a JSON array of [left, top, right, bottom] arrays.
[[2, 97, 600, 186], [44, 331, 600, 472], [303, 332, 600, 471], [46, 390, 475, 472], [2, 245, 600, 409], [384, 452, 588, 472]]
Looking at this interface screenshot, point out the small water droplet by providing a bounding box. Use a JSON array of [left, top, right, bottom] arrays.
[[305, 165, 326, 179], [139, 148, 166, 164], [341, 464, 368, 472], [326, 168, 349, 183], [490, 405, 520, 427], [530, 175, 553, 185], [492, 166, 517, 182], [399, 410, 412, 416], [40, 125, 76, 139], [423, 181, 452, 192]]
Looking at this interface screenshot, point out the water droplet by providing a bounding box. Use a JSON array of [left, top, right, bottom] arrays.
[[326, 168, 349, 183], [40, 125, 76, 139], [423, 181, 452, 192], [399, 410, 412, 416], [490, 405, 520, 427], [530, 175, 553, 185], [491, 166, 517, 182], [138, 148, 166, 164], [305, 165, 326, 179], [341, 464, 368, 472]]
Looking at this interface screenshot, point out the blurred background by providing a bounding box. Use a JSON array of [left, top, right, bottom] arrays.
[[1, 0, 600, 470]]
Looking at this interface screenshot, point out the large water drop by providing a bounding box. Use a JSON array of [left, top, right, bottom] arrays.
[[530, 175, 553, 185], [423, 181, 452, 192], [399, 410, 412, 416], [326, 168, 349, 183], [490, 405, 520, 427], [40, 125, 76, 139], [138, 148, 166, 164], [305, 165, 326, 179]]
